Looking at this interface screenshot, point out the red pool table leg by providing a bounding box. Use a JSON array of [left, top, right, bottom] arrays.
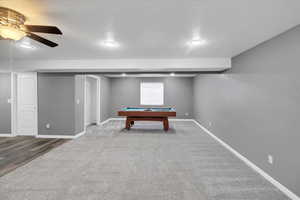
[[125, 118, 131, 130], [163, 117, 169, 131]]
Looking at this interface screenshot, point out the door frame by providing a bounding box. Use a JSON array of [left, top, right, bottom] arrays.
[[11, 72, 17, 136], [84, 75, 101, 127], [0, 72, 16, 137], [15, 72, 38, 136]]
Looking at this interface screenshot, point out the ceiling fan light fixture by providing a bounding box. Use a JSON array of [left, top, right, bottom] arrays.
[[0, 7, 26, 40], [0, 7, 62, 47], [0, 25, 26, 40]]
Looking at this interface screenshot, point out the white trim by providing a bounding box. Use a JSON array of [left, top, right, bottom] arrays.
[[110, 117, 125, 121], [10, 58, 231, 72], [10, 72, 14, 136], [84, 75, 87, 131], [12, 72, 18, 136], [36, 131, 86, 139], [9, 72, 18, 136], [86, 75, 100, 80], [192, 119, 300, 200], [99, 118, 111, 125], [0, 134, 14, 137], [98, 76, 101, 124], [36, 135, 75, 139], [73, 131, 86, 138], [35, 72, 38, 137]]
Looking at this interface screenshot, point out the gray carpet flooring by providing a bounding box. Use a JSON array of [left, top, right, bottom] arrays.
[[0, 120, 290, 200]]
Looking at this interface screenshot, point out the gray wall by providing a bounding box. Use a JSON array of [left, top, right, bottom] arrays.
[[110, 77, 193, 118], [75, 75, 85, 133], [0, 73, 11, 134], [38, 73, 75, 136], [193, 25, 300, 196], [99, 76, 111, 122]]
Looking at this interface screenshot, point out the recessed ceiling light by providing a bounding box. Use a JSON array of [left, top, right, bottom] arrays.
[[170, 73, 175, 76], [121, 73, 126, 77], [101, 39, 120, 48], [187, 38, 207, 47]]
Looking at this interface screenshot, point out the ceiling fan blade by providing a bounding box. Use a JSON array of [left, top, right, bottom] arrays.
[[25, 25, 62, 35], [27, 33, 58, 47]]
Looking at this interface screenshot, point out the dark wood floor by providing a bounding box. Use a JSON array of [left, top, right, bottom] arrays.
[[0, 136, 68, 177]]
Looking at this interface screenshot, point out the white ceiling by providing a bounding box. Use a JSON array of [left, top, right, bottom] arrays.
[[0, 0, 300, 61]]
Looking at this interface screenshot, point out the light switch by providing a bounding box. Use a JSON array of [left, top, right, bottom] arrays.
[[7, 98, 11, 104]]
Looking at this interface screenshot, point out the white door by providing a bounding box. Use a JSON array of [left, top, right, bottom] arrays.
[[17, 73, 37, 136]]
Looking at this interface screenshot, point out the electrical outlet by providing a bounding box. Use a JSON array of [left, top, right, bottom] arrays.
[[185, 113, 189, 116], [7, 98, 11, 104], [268, 155, 273, 165], [76, 99, 80, 104], [209, 122, 212, 127], [46, 123, 51, 129]]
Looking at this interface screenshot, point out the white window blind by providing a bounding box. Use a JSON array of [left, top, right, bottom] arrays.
[[140, 82, 164, 105]]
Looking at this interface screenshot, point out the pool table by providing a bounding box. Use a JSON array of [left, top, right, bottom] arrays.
[[118, 107, 176, 131]]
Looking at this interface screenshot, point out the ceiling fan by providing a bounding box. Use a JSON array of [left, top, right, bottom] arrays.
[[0, 7, 62, 47]]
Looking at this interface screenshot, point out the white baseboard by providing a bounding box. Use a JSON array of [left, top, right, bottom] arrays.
[[36, 131, 86, 139], [73, 130, 86, 138], [0, 133, 14, 137], [110, 117, 125, 121], [99, 118, 112, 125], [36, 135, 76, 139], [192, 119, 300, 200]]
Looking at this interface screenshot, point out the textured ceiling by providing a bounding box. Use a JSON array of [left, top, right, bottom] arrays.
[[0, 0, 300, 61]]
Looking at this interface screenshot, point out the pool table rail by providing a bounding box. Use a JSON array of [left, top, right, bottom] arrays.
[[118, 110, 176, 117]]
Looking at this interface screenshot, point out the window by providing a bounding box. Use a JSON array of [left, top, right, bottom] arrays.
[[140, 82, 164, 105]]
